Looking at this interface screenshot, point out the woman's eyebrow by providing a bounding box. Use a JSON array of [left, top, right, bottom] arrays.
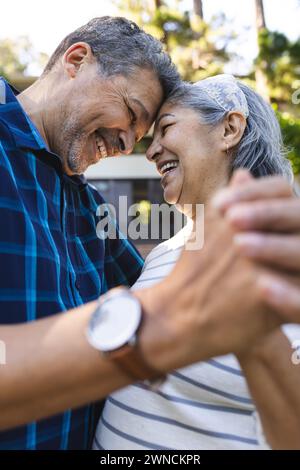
[[154, 113, 175, 131]]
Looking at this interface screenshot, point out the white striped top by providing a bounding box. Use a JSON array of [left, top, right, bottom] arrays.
[[93, 225, 299, 450]]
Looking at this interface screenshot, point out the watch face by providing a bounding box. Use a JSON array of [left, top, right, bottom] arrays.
[[87, 291, 142, 352]]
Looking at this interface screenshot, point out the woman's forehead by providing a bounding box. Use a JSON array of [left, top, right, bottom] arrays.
[[154, 102, 179, 127], [155, 102, 197, 126], [157, 100, 177, 116]]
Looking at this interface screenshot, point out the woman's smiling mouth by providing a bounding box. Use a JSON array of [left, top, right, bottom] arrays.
[[157, 159, 179, 187], [157, 159, 179, 175], [160, 161, 179, 174]]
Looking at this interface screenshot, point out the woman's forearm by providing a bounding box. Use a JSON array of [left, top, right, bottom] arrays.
[[238, 330, 300, 449]]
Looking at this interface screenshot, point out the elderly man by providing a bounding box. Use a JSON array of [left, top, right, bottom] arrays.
[[0, 16, 299, 450]]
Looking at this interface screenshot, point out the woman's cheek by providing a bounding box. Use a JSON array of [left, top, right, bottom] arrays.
[[171, 169, 185, 205]]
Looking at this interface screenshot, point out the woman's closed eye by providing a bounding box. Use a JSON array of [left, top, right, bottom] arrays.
[[161, 122, 173, 136]]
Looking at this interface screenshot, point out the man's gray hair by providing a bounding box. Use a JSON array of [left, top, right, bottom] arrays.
[[43, 16, 180, 99], [166, 81, 294, 182]]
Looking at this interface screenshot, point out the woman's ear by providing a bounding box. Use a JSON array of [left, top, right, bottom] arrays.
[[223, 111, 247, 151]]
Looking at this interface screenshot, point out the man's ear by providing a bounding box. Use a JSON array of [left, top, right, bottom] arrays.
[[223, 111, 247, 152], [62, 42, 94, 78]]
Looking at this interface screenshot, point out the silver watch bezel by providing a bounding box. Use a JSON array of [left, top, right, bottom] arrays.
[[86, 288, 142, 353]]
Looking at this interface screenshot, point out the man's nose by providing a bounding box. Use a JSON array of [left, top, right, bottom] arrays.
[[118, 130, 136, 155], [146, 139, 162, 162]]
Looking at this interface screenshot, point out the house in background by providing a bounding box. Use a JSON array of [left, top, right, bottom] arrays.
[[85, 154, 172, 258]]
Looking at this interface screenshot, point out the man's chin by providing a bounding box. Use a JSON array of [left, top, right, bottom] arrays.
[[64, 156, 87, 176], [64, 165, 75, 176]]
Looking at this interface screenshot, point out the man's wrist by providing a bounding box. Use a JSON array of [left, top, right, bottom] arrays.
[[133, 281, 183, 373], [87, 287, 167, 381], [133, 280, 213, 373]]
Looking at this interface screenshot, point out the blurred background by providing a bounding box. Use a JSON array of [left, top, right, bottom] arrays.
[[1, 0, 299, 255]]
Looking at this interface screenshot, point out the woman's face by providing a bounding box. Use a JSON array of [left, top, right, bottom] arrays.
[[146, 103, 231, 213]]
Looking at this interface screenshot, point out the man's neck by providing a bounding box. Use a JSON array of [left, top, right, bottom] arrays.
[[17, 78, 52, 150]]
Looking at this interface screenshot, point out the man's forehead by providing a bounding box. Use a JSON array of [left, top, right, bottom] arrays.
[[131, 93, 163, 132], [126, 70, 163, 104], [131, 98, 150, 121]]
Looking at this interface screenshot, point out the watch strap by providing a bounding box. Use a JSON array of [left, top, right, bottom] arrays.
[[109, 341, 165, 383]]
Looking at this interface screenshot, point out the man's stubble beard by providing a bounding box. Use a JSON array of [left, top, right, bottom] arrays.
[[58, 116, 87, 175]]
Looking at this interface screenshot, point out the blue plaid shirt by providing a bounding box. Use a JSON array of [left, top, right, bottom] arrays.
[[0, 77, 144, 449]]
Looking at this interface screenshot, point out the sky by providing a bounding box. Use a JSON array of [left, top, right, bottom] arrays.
[[0, 0, 299, 75]]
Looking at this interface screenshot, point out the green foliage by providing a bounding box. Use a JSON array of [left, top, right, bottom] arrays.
[[116, 1, 300, 173], [276, 108, 300, 175], [256, 28, 300, 174], [0, 36, 48, 80], [167, 13, 233, 81], [1, 1, 299, 175], [256, 29, 300, 106], [113, 0, 234, 81]]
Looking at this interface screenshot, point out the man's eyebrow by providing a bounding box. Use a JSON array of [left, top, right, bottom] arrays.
[[154, 113, 175, 132], [131, 98, 150, 122]]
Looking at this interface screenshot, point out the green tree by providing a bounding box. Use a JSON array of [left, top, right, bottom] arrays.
[[114, 0, 234, 81], [116, 0, 300, 174], [253, 1, 300, 174], [274, 108, 300, 176], [255, 0, 266, 29], [0, 36, 48, 81], [254, 0, 269, 101], [257, 30, 300, 108], [193, 0, 203, 20]]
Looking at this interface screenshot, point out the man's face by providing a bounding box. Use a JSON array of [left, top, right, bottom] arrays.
[[54, 64, 163, 175]]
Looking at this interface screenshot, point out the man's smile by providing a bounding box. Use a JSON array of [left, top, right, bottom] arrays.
[[95, 133, 108, 159]]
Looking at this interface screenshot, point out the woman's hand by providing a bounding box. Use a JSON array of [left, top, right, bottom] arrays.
[[212, 170, 300, 322], [212, 171, 300, 449], [136, 197, 283, 373]]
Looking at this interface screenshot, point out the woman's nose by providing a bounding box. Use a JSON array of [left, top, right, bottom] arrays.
[[146, 139, 162, 162]]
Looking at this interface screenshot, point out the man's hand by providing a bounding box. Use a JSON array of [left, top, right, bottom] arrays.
[[212, 170, 300, 322]]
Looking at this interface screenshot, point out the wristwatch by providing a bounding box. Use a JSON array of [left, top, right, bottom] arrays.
[[86, 286, 165, 386]]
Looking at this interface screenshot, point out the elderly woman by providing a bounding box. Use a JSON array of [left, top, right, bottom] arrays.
[[93, 75, 298, 450]]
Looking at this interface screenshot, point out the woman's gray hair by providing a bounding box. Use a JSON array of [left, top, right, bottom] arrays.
[[166, 80, 294, 183]]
